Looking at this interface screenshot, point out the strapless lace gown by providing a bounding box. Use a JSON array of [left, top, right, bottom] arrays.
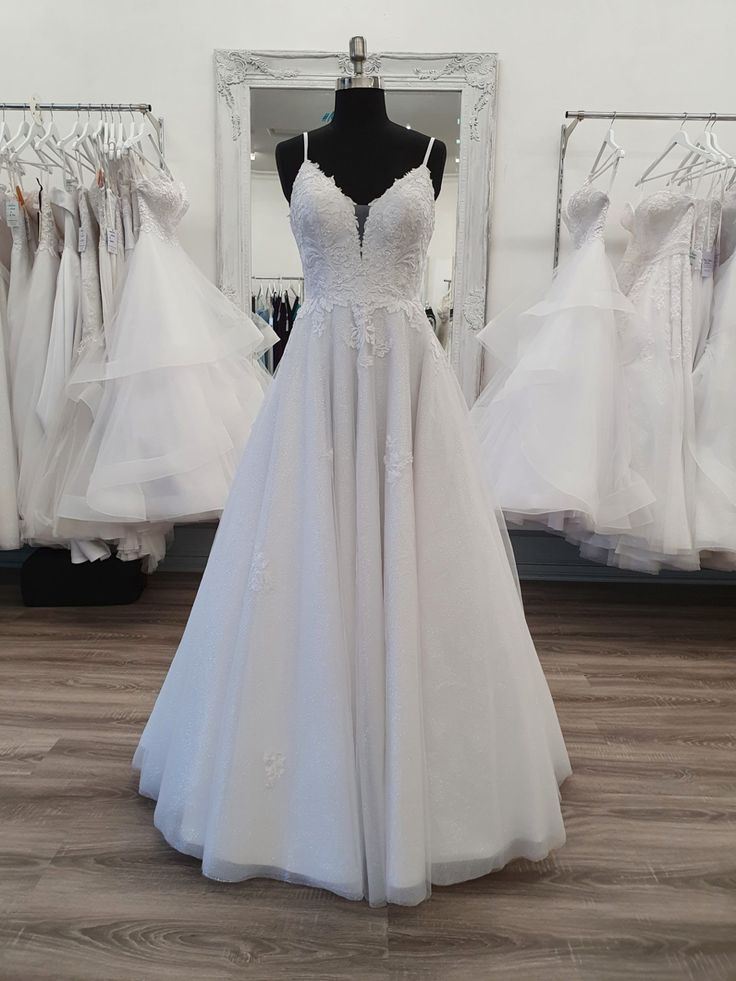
[[133, 137, 570, 907], [470, 182, 653, 542], [693, 189, 736, 566], [609, 189, 698, 571]]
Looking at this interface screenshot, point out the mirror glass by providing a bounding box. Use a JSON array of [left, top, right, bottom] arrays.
[[250, 87, 462, 370]]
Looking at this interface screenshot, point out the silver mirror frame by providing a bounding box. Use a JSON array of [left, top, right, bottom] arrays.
[[214, 49, 498, 403]]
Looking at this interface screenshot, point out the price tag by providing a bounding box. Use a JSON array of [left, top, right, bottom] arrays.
[[701, 249, 715, 279], [78, 227, 87, 253], [106, 228, 118, 254], [5, 199, 20, 228]]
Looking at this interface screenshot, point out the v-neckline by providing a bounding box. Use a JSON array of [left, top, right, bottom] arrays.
[[298, 158, 431, 211], [294, 159, 433, 258]]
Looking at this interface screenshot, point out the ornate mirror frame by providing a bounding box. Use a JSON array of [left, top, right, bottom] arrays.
[[214, 49, 498, 403]]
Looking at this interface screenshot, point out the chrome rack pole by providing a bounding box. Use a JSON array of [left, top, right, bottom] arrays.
[[553, 109, 736, 270]]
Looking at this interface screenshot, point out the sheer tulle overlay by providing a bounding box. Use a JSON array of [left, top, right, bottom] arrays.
[[134, 303, 570, 906], [134, 140, 570, 906], [471, 184, 654, 543], [25, 172, 271, 567]]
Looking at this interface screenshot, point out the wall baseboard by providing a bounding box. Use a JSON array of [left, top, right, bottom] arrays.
[[2, 525, 734, 584]]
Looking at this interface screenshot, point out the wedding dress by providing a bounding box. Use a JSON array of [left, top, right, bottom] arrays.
[[608, 188, 698, 571], [691, 194, 722, 367], [14, 190, 60, 531], [133, 134, 570, 907], [693, 188, 736, 565], [52, 166, 271, 548], [0, 257, 20, 549], [4, 189, 36, 402], [470, 181, 653, 542], [36, 187, 81, 436]]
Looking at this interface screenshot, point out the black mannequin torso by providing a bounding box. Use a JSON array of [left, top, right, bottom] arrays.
[[275, 88, 446, 204]]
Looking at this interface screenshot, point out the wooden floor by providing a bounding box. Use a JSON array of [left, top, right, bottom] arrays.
[[0, 573, 734, 981]]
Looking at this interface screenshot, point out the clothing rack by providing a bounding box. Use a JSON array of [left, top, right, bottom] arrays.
[[251, 276, 304, 282], [554, 110, 736, 268], [0, 101, 165, 156]]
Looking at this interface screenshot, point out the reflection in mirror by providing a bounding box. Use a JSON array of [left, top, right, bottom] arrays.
[[250, 88, 461, 371]]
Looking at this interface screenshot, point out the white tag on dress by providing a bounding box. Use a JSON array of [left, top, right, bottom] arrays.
[[701, 249, 715, 279], [78, 227, 87, 253], [106, 228, 118, 254], [5, 199, 20, 228]]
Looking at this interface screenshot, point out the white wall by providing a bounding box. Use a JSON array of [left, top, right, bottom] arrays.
[[3, 0, 736, 318]]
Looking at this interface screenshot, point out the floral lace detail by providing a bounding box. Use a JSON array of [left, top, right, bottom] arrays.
[[384, 435, 413, 484], [248, 551, 272, 592], [290, 159, 435, 308], [136, 173, 189, 244], [564, 182, 610, 249], [264, 751, 285, 788], [76, 187, 105, 359], [36, 192, 60, 257]]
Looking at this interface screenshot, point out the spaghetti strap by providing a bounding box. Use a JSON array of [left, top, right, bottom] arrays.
[[422, 136, 435, 167], [303, 131, 309, 162]]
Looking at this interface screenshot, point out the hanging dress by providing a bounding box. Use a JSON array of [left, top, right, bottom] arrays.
[[14, 189, 61, 534], [0, 246, 20, 549], [692, 188, 736, 565], [471, 180, 653, 543], [54, 166, 273, 540], [607, 188, 698, 572], [132, 133, 570, 907]]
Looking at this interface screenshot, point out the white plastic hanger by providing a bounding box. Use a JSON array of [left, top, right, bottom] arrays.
[[635, 115, 720, 186], [588, 114, 625, 184]]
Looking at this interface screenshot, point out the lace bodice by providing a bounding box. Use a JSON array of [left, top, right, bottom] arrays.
[[289, 135, 436, 313], [37, 190, 60, 257], [617, 189, 695, 296], [691, 196, 722, 268], [135, 173, 188, 242], [563, 183, 610, 248]]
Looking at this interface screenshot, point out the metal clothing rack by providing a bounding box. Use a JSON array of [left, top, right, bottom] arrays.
[[0, 101, 165, 157], [554, 110, 736, 268]]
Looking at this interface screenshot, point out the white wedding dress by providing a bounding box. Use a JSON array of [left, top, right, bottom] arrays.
[[0, 253, 20, 549], [693, 188, 736, 565], [607, 189, 698, 571], [470, 181, 653, 542], [133, 134, 570, 907], [14, 191, 61, 532], [47, 167, 271, 563]]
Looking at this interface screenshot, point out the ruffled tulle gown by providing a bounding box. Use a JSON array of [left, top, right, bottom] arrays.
[[470, 182, 653, 543], [34, 168, 271, 569], [133, 134, 570, 907]]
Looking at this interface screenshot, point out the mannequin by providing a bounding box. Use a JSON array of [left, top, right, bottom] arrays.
[[276, 87, 446, 205]]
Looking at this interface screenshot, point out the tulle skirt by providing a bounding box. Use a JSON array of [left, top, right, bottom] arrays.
[[133, 301, 570, 907], [27, 232, 271, 564], [471, 238, 654, 544]]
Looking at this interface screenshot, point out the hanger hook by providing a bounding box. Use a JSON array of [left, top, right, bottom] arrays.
[[610, 111, 617, 124], [682, 112, 688, 127]]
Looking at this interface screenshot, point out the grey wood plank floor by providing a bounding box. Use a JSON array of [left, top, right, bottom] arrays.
[[0, 572, 734, 981]]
